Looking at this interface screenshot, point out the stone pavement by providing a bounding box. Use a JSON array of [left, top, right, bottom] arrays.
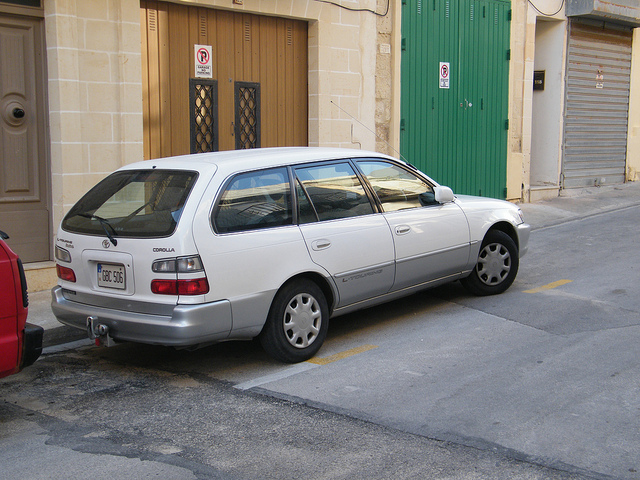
[[27, 181, 640, 348]]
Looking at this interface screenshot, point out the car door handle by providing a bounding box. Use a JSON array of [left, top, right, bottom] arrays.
[[312, 240, 331, 251], [395, 225, 411, 235]]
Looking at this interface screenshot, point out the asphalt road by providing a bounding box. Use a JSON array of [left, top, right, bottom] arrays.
[[1, 203, 638, 479]]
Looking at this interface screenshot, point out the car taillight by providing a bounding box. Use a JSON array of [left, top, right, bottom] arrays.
[[151, 279, 177, 295], [151, 278, 209, 296], [178, 278, 209, 295], [151, 254, 208, 296], [56, 264, 76, 283]]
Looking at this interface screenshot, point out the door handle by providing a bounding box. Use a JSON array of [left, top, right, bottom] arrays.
[[311, 239, 331, 251], [13, 108, 25, 119], [395, 225, 411, 235]]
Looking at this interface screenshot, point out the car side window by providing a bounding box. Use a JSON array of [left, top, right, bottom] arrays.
[[213, 167, 292, 233], [295, 162, 374, 222], [357, 160, 437, 211]]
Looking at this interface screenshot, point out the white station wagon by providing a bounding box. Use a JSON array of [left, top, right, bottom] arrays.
[[52, 148, 530, 362]]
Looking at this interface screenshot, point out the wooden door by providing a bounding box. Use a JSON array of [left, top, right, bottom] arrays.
[[141, 1, 308, 159], [0, 14, 50, 262]]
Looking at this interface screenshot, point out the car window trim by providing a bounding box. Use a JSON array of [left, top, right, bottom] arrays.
[[210, 156, 438, 234], [293, 176, 319, 224]]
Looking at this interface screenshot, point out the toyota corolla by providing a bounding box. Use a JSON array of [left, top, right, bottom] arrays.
[[52, 148, 530, 363]]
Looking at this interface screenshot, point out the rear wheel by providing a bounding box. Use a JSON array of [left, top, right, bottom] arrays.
[[259, 279, 329, 363], [461, 230, 519, 296]]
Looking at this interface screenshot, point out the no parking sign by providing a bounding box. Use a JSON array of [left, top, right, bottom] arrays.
[[439, 62, 450, 89], [195, 44, 213, 79]]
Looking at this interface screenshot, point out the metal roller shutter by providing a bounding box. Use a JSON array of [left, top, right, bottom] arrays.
[[562, 20, 633, 188]]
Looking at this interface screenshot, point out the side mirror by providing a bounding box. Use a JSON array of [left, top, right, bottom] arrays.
[[434, 186, 454, 204]]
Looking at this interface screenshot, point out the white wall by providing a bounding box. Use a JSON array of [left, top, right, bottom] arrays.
[[530, 18, 566, 186]]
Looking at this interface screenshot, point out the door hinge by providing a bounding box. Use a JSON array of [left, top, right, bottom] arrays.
[[503, 187, 508, 199], [508, 9, 512, 21], [505, 119, 509, 130], [400, 118, 406, 131], [506, 49, 511, 60], [402, 37, 407, 51]]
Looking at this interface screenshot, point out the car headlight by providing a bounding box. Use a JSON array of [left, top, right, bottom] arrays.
[[516, 208, 525, 225]]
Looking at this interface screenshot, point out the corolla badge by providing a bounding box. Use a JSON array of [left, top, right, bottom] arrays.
[[102, 239, 111, 249]]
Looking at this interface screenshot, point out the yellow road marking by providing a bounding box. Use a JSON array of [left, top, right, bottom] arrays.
[[307, 344, 378, 365], [524, 279, 572, 294]]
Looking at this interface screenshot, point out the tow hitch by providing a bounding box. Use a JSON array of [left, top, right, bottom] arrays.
[[86, 316, 116, 347]]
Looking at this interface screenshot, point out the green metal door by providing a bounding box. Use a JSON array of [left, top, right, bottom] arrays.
[[401, 0, 511, 198]]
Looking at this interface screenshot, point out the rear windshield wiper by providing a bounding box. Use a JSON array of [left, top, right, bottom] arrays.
[[77, 213, 118, 246]]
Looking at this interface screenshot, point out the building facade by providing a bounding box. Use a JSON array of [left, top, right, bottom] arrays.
[[0, 0, 638, 288]]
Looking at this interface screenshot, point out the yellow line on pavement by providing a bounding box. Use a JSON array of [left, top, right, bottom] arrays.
[[307, 344, 378, 365], [524, 279, 572, 294]]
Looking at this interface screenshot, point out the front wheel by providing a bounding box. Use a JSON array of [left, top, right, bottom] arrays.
[[461, 230, 519, 296], [259, 279, 329, 363]]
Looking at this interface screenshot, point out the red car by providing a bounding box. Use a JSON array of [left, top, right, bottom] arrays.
[[0, 230, 43, 379]]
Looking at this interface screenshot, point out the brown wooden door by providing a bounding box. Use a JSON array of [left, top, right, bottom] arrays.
[[0, 14, 50, 262], [141, 1, 308, 160]]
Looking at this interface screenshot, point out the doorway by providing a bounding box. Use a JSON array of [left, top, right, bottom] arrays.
[[0, 13, 50, 262], [140, 1, 308, 159], [530, 19, 565, 190], [400, 0, 511, 199]]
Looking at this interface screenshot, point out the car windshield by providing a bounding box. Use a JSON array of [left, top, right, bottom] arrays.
[[62, 170, 198, 238]]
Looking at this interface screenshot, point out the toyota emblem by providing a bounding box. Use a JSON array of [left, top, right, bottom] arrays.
[[102, 239, 110, 249]]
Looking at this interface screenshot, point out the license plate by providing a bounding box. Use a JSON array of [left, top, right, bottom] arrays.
[[97, 263, 126, 290]]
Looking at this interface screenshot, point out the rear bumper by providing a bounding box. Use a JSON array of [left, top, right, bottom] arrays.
[[51, 286, 232, 347], [21, 323, 43, 368]]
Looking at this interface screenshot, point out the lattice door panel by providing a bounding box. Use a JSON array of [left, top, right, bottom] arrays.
[[190, 79, 219, 153], [235, 82, 260, 149]]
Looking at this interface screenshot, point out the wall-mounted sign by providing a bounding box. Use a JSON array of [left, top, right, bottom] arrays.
[[439, 62, 450, 89], [533, 70, 545, 91], [596, 69, 604, 89], [195, 44, 213, 79]]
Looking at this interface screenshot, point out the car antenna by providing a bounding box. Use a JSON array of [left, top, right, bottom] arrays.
[[330, 100, 409, 164]]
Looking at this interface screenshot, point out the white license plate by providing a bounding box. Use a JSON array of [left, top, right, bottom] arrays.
[[97, 263, 126, 290]]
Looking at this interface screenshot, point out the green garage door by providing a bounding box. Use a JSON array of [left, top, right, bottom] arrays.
[[401, 0, 511, 199]]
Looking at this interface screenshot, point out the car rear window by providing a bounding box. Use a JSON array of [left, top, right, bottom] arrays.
[[62, 170, 198, 238]]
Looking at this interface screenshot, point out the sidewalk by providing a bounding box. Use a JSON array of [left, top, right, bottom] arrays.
[[29, 181, 640, 348], [518, 181, 640, 230]]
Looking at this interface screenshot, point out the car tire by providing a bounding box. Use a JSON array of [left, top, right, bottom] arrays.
[[461, 230, 519, 296], [259, 279, 329, 363]]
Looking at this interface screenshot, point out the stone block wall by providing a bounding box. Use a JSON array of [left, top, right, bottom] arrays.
[[45, 0, 143, 224], [45, 0, 386, 228]]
